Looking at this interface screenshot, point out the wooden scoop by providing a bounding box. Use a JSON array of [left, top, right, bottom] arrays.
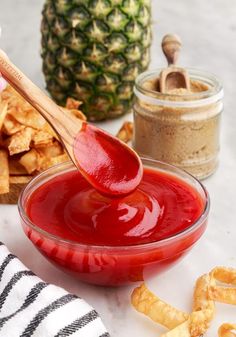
[[159, 34, 191, 93], [0, 50, 143, 197]]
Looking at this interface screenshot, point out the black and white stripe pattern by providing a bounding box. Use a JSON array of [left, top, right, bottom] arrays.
[[0, 243, 109, 337]]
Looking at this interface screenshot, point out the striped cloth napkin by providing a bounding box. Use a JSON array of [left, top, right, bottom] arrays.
[[0, 242, 110, 337]]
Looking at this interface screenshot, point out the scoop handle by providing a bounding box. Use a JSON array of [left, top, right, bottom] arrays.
[[162, 34, 182, 66]]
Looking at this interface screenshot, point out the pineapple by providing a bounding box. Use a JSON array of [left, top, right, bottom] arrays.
[[41, 0, 152, 121]]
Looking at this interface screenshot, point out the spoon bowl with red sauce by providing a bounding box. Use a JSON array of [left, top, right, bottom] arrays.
[[19, 158, 209, 286]]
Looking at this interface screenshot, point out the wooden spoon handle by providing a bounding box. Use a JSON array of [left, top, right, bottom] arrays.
[[162, 34, 182, 66], [0, 50, 82, 139]]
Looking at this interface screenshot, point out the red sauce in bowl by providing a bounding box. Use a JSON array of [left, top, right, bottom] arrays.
[[26, 168, 204, 246], [22, 163, 208, 285]]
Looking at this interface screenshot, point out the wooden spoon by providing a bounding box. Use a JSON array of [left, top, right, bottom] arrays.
[[159, 34, 191, 93], [0, 50, 143, 197]]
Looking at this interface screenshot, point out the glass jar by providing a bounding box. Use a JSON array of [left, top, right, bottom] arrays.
[[133, 68, 223, 179]]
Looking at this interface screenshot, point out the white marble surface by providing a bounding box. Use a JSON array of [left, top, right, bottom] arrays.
[[0, 1, 236, 336]]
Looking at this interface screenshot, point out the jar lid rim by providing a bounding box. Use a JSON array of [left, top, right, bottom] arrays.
[[134, 87, 224, 107], [134, 68, 224, 108]]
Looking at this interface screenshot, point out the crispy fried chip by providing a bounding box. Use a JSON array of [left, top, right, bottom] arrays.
[[41, 122, 58, 139], [131, 284, 189, 330], [40, 153, 69, 171], [37, 141, 63, 158], [116, 121, 133, 143], [2, 86, 46, 130], [32, 130, 54, 147], [8, 107, 46, 130], [190, 273, 215, 336], [211, 267, 236, 285], [8, 127, 32, 155], [62, 98, 86, 121], [19, 149, 42, 174], [0, 103, 8, 131], [0, 149, 9, 193], [218, 323, 236, 337], [9, 157, 28, 176], [9, 175, 31, 184], [209, 267, 236, 305], [132, 267, 236, 337], [3, 114, 25, 135], [65, 97, 82, 110], [69, 108, 87, 121], [61, 106, 87, 122], [161, 321, 190, 337]]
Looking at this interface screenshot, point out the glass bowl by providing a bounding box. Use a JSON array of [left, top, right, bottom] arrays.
[[18, 158, 209, 286]]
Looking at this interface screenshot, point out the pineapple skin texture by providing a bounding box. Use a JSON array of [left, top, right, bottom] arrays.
[[41, 0, 152, 121]]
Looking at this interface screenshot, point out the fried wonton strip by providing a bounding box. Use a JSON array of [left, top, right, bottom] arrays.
[[3, 114, 25, 135], [189, 309, 214, 337], [209, 267, 236, 305], [40, 153, 69, 171], [9, 157, 28, 175], [37, 141, 63, 158], [0, 149, 9, 194], [68, 108, 87, 121], [32, 130, 54, 147], [65, 97, 82, 111], [8, 127, 33, 155], [211, 267, 236, 285], [131, 284, 189, 330], [116, 121, 133, 143], [218, 323, 236, 337], [11, 108, 46, 130], [0, 103, 8, 131], [19, 149, 42, 174], [161, 321, 190, 337], [2, 86, 46, 130], [61, 98, 86, 121], [209, 286, 236, 305], [61, 106, 87, 122], [9, 176, 31, 184], [193, 273, 215, 312], [41, 122, 59, 139]]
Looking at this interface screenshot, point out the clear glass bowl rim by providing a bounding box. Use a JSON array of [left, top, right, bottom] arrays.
[[18, 158, 210, 251]]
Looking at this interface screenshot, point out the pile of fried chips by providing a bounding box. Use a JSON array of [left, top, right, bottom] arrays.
[[0, 85, 86, 195], [131, 267, 236, 337], [116, 121, 133, 143]]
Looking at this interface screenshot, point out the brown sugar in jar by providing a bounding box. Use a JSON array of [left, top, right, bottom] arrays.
[[133, 69, 224, 179]]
